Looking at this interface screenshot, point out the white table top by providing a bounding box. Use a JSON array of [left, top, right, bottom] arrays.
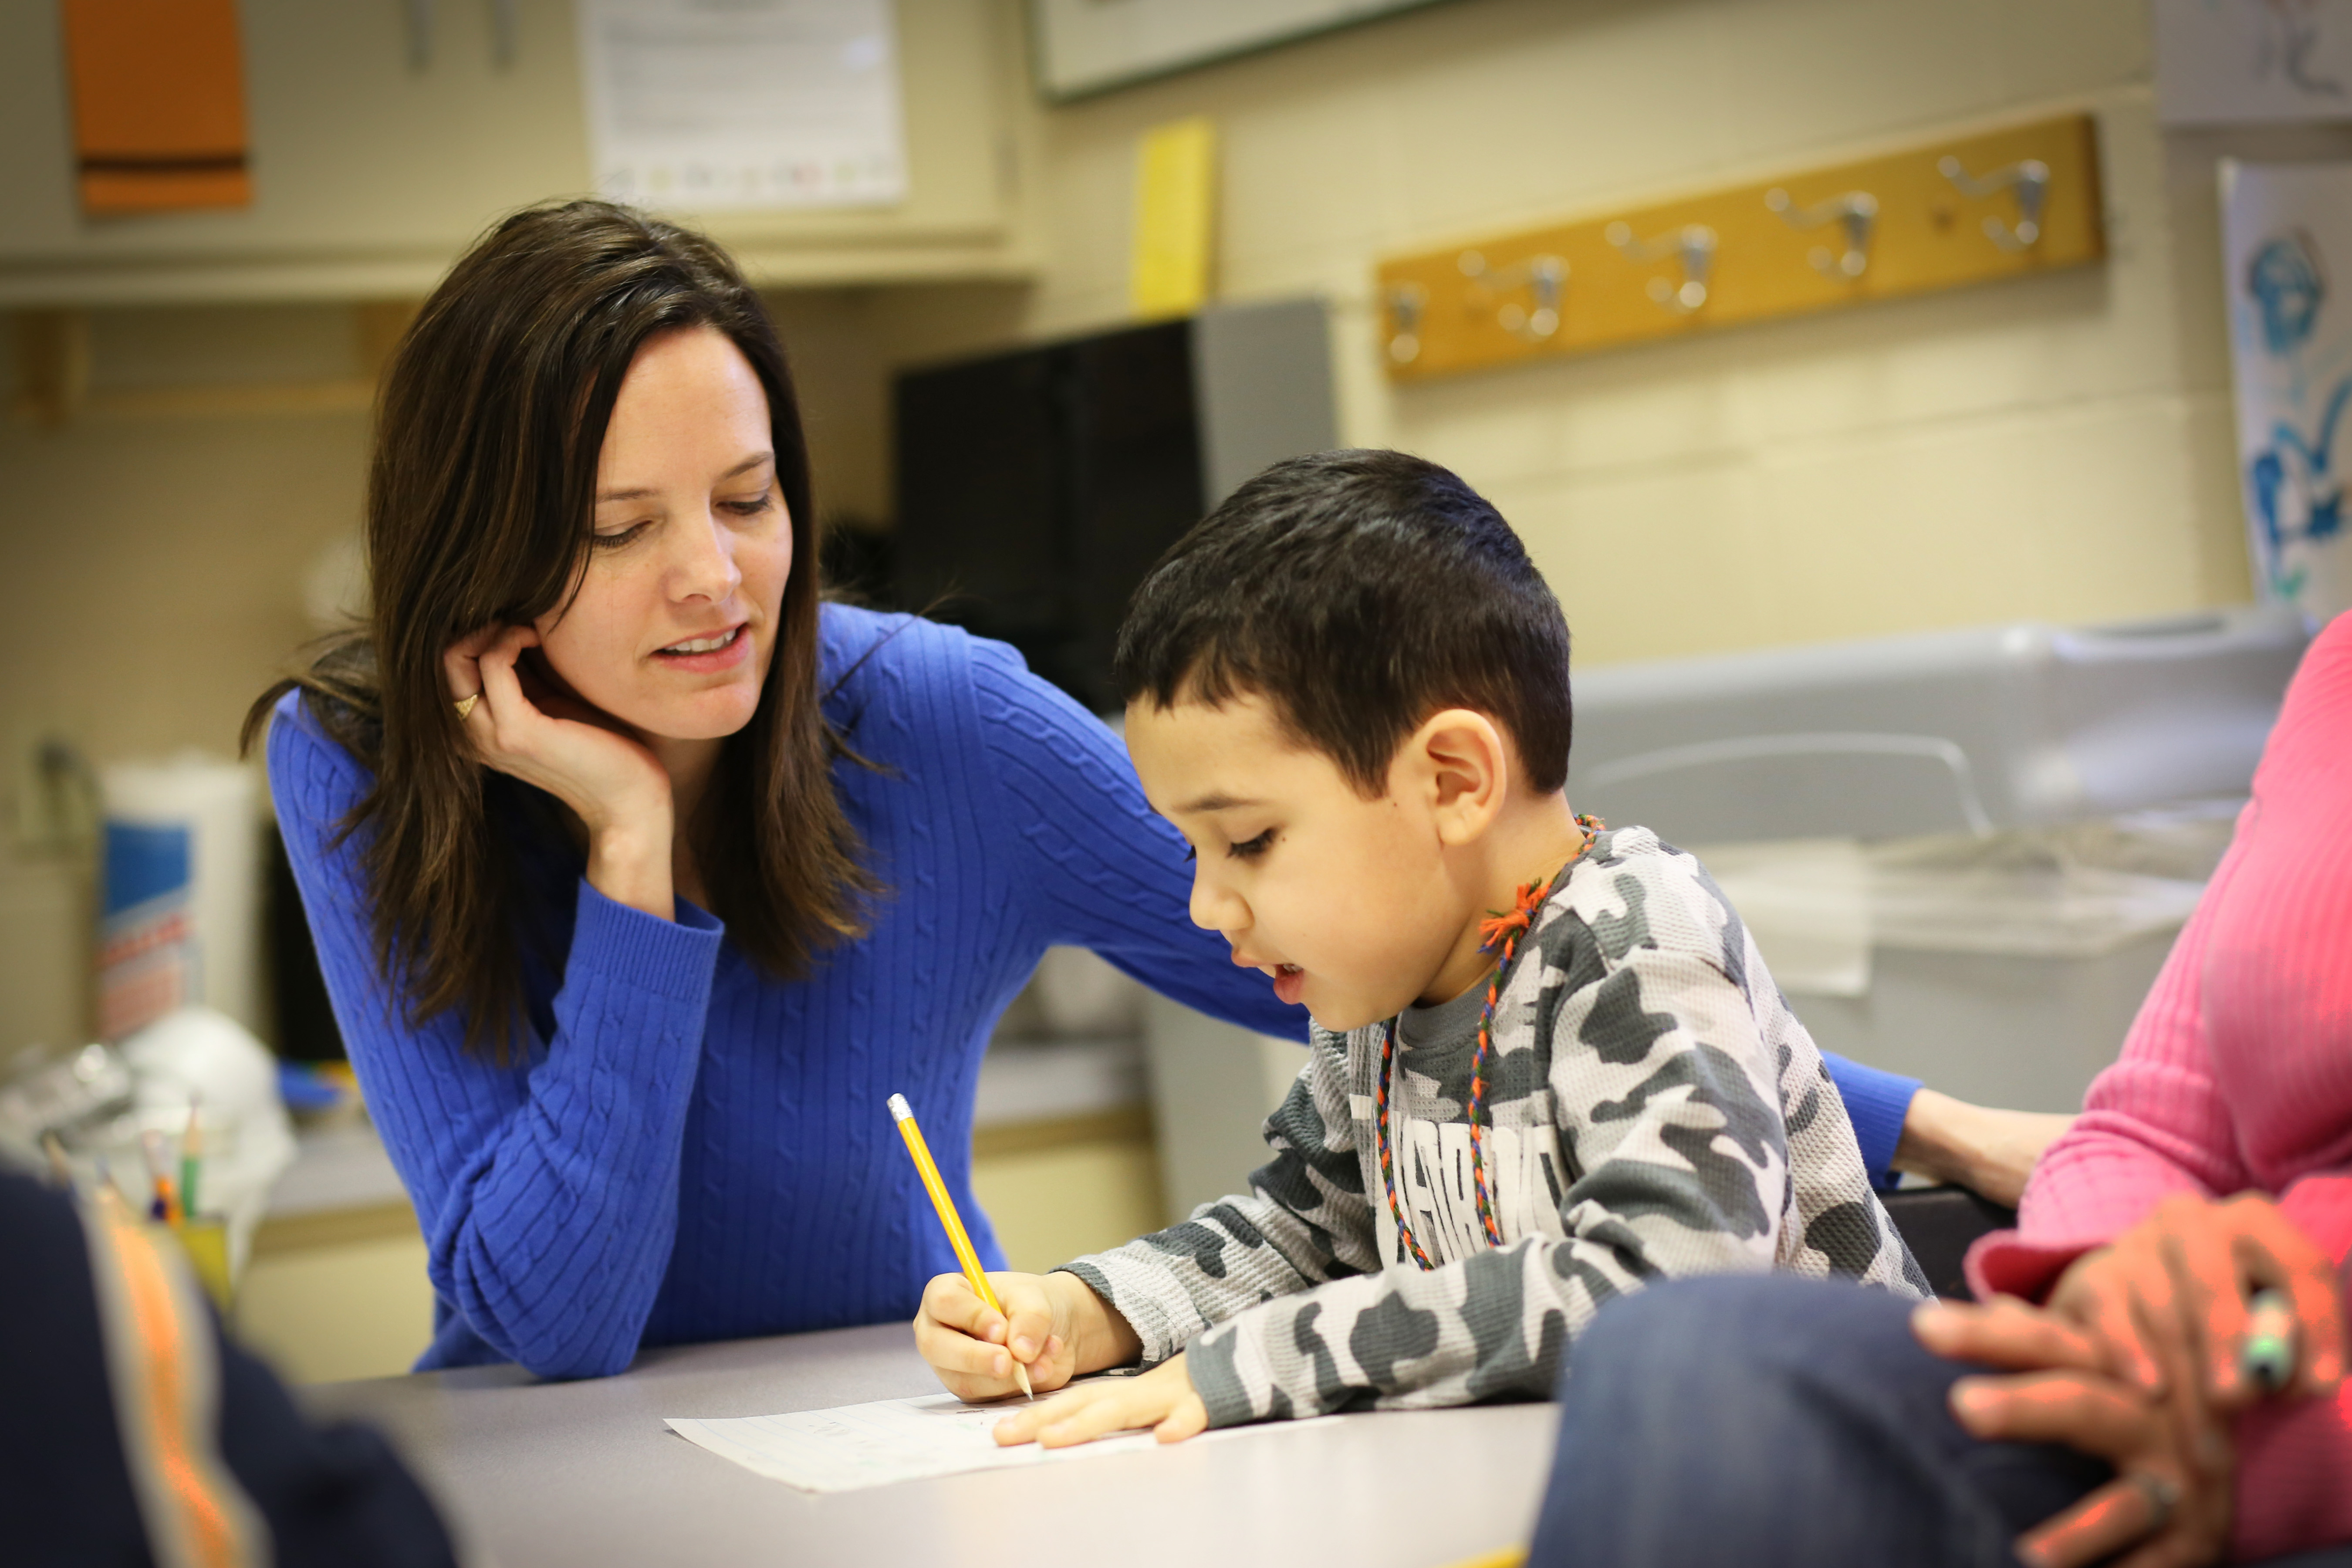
[[305, 1322, 1555, 1568]]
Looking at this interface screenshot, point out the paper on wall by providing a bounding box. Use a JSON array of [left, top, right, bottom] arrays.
[[2156, 0, 2352, 125], [2220, 159, 2352, 625], [578, 0, 905, 212], [666, 1389, 1337, 1492]]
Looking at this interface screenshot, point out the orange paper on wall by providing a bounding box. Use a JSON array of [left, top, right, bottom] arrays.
[[61, 0, 252, 216]]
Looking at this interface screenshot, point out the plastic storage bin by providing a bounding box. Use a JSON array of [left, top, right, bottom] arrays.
[[1571, 609, 2306, 1112], [1571, 606, 2307, 843]]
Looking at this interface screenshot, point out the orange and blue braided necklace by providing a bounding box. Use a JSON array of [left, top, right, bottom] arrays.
[[1375, 815, 1603, 1269]]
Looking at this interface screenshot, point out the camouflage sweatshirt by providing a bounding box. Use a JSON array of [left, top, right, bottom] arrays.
[[1059, 825, 1930, 1428]]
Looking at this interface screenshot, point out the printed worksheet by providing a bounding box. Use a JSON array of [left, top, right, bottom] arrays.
[[665, 1391, 1336, 1492]]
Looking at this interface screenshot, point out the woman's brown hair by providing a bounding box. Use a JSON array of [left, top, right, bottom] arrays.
[[246, 199, 875, 1058]]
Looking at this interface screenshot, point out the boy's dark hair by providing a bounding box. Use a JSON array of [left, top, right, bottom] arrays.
[[1115, 449, 1573, 795]]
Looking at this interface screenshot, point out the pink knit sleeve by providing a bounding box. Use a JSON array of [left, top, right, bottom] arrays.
[[1966, 821, 2258, 1301]]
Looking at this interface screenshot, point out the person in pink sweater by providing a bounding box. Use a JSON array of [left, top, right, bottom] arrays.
[[1949, 600, 2352, 1565], [1524, 611, 2352, 1568]]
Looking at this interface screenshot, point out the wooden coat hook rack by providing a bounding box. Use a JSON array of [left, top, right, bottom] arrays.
[[1375, 112, 2104, 382]]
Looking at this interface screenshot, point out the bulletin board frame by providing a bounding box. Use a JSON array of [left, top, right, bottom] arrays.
[[1027, 0, 1457, 102]]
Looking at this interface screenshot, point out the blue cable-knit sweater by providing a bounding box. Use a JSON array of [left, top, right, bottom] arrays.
[[269, 606, 1919, 1378]]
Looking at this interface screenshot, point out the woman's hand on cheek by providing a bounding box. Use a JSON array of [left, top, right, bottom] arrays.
[[444, 625, 676, 917], [988, 1355, 1209, 1450]]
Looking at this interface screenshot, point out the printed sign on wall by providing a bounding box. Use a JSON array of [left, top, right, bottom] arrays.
[[579, 0, 906, 212], [2221, 160, 2352, 625]]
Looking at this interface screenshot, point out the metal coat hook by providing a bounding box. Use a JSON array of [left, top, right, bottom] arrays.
[[1936, 155, 2048, 253], [401, 0, 517, 70], [1385, 281, 1429, 365], [490, 0, 517, 68], [1606, 222, 1717, 314], [1765, 188, 1878, 279], [404, 0, 433, 69], [1458, 250, 1566, 343]]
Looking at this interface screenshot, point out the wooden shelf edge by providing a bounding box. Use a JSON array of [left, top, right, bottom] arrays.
[[251, 1200, 422, 1257], [9, 378, 376, 423], [971, 1103, 1152, 1161], [0, 235, 1039, 309]]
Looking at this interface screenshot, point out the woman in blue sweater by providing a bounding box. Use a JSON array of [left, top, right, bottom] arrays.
[[251, 200, 1982, 1380]]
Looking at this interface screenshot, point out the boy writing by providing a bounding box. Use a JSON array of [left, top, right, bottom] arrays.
[[915, 449, 1930, 1445]]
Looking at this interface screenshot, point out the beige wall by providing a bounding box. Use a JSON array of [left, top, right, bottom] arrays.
[[0, 287, 982, 770], [0, 308, 365, 768], [11, 0, 2344, 774], [985, 0, 2284, 667]]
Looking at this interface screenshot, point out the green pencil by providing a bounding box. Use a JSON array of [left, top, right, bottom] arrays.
[[179, 1094, 203, 1220]]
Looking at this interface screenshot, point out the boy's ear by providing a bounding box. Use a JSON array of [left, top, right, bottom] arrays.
[[1407, 709, 1510, 847]]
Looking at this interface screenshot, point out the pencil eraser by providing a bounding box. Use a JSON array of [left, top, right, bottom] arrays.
[[887, 1094, 912, 1123]]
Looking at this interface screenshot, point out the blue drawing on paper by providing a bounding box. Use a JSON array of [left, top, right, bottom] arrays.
[[2249, 233, 2325, 351], [2241, 228, 2350, 606], [2258, 0, 2345, 99]]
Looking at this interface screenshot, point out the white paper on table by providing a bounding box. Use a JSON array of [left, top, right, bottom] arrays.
[[665, 1390, 1338, 1492], [578, 0, 906, 212]]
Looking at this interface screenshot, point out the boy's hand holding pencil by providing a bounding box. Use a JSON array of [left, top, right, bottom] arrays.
[[913, 1268, 1093, 1402], [913, 1268, 1211, 1446], [893, 1090, 1149, 1413]]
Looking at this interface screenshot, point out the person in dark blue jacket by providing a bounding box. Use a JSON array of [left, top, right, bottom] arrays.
[[248, 198, 2023, 1381], [0, 1165, 455, 1568]]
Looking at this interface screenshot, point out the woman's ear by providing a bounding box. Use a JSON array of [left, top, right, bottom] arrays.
[[1408, 709, 1509, 848]]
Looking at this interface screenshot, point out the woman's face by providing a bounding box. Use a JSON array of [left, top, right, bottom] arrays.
[[536, 325, 790, 745]]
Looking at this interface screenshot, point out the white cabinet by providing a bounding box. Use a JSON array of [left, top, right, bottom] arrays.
[[0, 0, 1033, 305]]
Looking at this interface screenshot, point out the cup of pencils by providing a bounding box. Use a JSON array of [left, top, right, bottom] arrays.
[[139, 1101, 232, 1311]]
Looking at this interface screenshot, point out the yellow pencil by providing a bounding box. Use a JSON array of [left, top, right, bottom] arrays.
[[889, 1092, 1032, 1399]]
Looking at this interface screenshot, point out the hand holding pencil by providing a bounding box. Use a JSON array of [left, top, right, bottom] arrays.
[[891, 1093, 1033, 1399], [896, 1092, 1144, 1405]]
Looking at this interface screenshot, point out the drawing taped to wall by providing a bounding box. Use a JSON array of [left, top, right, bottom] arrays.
[[2222, 161, 2352, 624], [2156, 0, 2352, 124]]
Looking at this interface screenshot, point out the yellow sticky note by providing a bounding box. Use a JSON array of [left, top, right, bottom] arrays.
[[1130, 117, 1217, 319]]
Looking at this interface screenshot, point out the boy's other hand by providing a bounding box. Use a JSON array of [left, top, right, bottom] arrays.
[[912, 1269, 1141, 1403], [989, 1354, 1208, 1449]]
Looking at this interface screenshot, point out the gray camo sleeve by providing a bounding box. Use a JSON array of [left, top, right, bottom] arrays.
[[1054, 1033, 1377, 1368], [1187, 939, 1796, 1427]]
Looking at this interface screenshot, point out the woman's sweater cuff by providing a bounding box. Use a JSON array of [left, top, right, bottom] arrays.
[[571, 880, 725, 1002], [1822, 1056, 1920, 1190]]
